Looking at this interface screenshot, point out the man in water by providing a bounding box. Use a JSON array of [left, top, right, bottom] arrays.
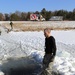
[[40, 28, 57, 75]]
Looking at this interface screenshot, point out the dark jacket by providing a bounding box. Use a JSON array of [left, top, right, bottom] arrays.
[[45, 36, 57, 56]]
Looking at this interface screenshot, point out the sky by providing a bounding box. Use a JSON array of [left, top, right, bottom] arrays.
[[0, 0, 75, 13]]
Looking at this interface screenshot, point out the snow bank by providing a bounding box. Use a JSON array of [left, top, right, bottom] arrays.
[[0, 31, 75, 75]]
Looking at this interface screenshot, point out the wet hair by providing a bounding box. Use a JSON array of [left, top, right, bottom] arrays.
[[44, 28, 51, 33]]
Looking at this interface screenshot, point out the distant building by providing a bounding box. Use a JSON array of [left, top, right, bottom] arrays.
[[30, 14, 45, 21], [49, 16, 63, 21]]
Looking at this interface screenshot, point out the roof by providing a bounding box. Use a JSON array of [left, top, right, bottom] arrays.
[[49, 16, 63, 21]]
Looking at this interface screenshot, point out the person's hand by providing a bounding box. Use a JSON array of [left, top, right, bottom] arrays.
[[50, 55, 55, 62]]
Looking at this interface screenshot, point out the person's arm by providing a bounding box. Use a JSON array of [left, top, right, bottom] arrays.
[[51, 37, 57, 57], [45, 38, 46, 51]]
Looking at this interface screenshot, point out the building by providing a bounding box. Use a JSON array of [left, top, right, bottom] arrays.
[[30, 14, 45, 21], [49, 16, 63, 21]]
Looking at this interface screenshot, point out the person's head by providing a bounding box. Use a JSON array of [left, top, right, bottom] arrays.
[[44, 28, 51, 38]]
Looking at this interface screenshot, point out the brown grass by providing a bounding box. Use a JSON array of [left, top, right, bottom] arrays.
[[2, 22, 75, 32]]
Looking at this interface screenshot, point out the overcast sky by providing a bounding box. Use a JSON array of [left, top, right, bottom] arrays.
[[0, 0, 75, 13]]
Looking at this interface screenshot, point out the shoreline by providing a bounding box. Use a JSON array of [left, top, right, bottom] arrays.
[[0, 21, 75, 31]]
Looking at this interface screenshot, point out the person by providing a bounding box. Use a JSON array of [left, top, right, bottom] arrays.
[[40, 28, 57, 75], [10, 21, 13, 30], [0, 30, 1, 35]]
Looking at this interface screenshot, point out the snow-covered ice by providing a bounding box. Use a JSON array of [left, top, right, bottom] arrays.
[[0, 30, 75, 75]]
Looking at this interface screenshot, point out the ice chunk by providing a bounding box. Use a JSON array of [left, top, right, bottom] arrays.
[[0, 71, 4, 75]]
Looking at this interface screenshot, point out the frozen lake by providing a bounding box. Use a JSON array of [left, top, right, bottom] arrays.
[[0, 30, 75, 75]]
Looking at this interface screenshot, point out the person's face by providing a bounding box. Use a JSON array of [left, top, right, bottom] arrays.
[[44, 30, 50, 38]]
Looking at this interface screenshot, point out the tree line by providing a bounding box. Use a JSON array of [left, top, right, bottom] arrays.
[[0, 8, 75, 21]]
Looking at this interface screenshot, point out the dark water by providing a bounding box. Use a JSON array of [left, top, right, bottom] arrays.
[[1, 56, 59, 75], [8, 67, 41, 75], [5, 67, 59, 75], [1, 57, 42, 75]]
